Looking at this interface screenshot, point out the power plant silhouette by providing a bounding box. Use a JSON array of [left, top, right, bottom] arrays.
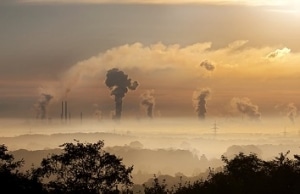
[[61, 101, 71, 123]]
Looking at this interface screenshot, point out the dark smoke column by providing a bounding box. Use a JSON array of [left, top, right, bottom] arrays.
[[193, 88, 211, 120], [105, 68, 139, 120]]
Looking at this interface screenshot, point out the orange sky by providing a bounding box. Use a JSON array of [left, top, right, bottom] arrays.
[[0, 1, 299, 122]]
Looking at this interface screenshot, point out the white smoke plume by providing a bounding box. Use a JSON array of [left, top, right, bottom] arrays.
[[286, 103, 298, 124], [140, 90, 155, 118], [275, 102, 298, 124], [231, 97, 261, 121]]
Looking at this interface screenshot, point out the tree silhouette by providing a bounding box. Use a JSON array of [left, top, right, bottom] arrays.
[[143, 174, 168, 194], [195, 152, 300, 194], [143, 151, 300, 194], [0, 144, 45, 194], [35, 140, 133, 194]]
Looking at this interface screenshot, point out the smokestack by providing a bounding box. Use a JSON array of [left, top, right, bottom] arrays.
[[65, 101, 68, 121], [105, 68, 139, 121]]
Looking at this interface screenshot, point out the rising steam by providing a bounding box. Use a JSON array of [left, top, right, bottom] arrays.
[[192, 88, 211, 120], [286, 103, 298, 124], [105, 68, 139, 120], [34, 93, 53, 120], [275, 102, 298, 124], [140, 90, 155, 118], [231, 97, 261, 121], [200, 60, 215, 71]]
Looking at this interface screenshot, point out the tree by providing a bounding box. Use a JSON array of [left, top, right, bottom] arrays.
[[265, 151, 300, 193], [0, 144, 45, 194], [143, 174, 168, 194], [171, 152, 300, 194], [35, 140, 133, 194]]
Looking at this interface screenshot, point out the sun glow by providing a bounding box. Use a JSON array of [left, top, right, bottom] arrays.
[[15, 0, 300, 6]]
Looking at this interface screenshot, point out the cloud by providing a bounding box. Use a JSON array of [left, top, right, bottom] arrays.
[[227, 40, 249, 50], [54, 40, 300, 120], [58, 42, 213, 97], [266, 47, 291, 59]]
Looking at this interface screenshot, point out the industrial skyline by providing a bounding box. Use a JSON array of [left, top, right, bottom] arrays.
[[0, 1, 299, 124]]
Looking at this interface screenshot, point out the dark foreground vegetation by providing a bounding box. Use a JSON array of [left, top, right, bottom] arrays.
[[1, 140, 300, 194]]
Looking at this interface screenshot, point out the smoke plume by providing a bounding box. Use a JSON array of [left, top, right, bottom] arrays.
[[287, 103, 297, 124], [231, 97, 261, 120], [200, 60, 215, 71], [105, 68, 139, 120], [192, 88, 211, 120], [140, 90, 155, 118], [34, 93, 53, 120], [275, 102, 298, 124]]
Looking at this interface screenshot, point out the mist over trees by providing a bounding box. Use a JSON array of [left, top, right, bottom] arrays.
[[2, 140, 300, 194], [143, 151, 300, 194]]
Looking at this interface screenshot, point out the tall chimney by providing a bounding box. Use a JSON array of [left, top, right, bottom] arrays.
[[65, 101, 68, 121]]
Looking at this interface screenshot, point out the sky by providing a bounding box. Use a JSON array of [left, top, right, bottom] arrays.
[[0, 0, 300, 123]]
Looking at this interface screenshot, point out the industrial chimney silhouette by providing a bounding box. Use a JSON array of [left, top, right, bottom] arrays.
[[61, 101, 69, 123]]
